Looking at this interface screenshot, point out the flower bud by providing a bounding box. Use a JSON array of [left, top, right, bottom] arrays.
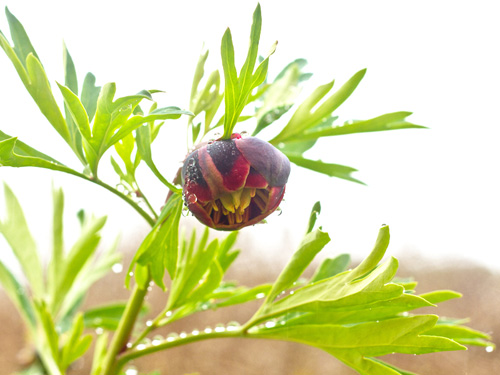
[[182, 133, 290, 230]]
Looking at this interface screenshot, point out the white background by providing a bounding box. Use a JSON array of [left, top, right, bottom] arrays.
[[0, 0, 499, 272]]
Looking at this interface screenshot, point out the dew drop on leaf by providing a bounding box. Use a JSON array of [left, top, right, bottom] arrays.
[[486, 346, 494, 353]]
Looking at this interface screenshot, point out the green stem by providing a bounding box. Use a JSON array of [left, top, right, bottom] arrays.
[[88, 177, 155, 226], [116, 328, 245, 373], [100, 282, 150, 375]]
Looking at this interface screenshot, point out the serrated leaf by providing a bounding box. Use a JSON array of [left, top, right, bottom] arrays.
[[221, 4, 275, 139], [292, 112, 426, 143], [83, 302, 148, 331], [424, 324, 493, 347], [47, 186, 64, 307], [0, 183, 44, 298], [52, 215, 107, 314], [0, 136, 85, 180], [58, 82, 91, 140], [128, 193, 183, 289], [271, 69, 366, 143], [310, 253, 350, 283], [4, 7, 39, 67], [306, 201, 321, 234], [265, 229, 330, 304], [212, 284, 272, 308], [285, 153, 365, 184], [0, 260, 36, 327], [81, 72, 101, 122], [253, 315, 465, 355], [58, 236, 121, 322]]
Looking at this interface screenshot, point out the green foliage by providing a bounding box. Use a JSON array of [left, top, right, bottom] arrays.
[[220, 3, 276, 139], [0, 4, 494, 375], [0, 185, 119, 374]]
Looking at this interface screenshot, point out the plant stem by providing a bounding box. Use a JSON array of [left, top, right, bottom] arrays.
[[89, 178, 155, 226], [100, 282, 150, 375], [115, 328, 245, 373]]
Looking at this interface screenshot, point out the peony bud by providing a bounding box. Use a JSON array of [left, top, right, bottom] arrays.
[[182, 133, 290, 230]]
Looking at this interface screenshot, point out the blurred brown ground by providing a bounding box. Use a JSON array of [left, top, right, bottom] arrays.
[[1, 249, 499, 375]]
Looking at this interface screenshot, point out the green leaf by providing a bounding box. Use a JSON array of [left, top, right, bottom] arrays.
[[305, 201, 321, 234], [86, 81, 191, 176], [252, 315, 465, 356], [58, 235, 121, 322], [0, 183, 44, 298], [81, 72, 101, 122], [221, 4, 276, 138], [63, 42, 77, 94], [136, 124, 181, 193], [83, 302, 147, 331], [212, 284, 272, 308], [265, 229, 331, 304], [284, 293, 434, 327], [419, 290, 462, 304], [271, 69, 366, 143], [47, 186, 65, 308], [5, 7, 40, 67], [424, 324, 493, 347], [57, 82, 91, 140], [310, 253, 350, 283], [52, 215, 107, 314], [90, 332, 109, 375], [285, 152, 365, 184], [25, 53, 70, 142], [0, 260, 36, 327], [128, 193, 183, 289], [253, 59, 311, 136], [60, 313, 92, 370], [290, 112, 426, 143], [33, 302, 62, 375]]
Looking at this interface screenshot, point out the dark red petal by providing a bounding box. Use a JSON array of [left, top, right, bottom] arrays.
[[235, 137, 290, 187], [244, 167, 268, 189], [205, 139, 250, 192], [267, 185, 286, 212], [187, 201, 216, 228], [182, 149, 213, 202]]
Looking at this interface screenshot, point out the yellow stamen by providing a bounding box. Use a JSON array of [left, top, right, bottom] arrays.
[[219, 194, 235, 213], [250, 188, 256, 197], [211, 201, 219, 212], [235, 212, 243, 223], [231, 188, 243, 209], [239, 188, 253, 212], [227, 212, 235, 225]]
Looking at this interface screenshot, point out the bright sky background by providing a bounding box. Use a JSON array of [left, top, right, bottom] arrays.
[[1, 0, 499, 273]]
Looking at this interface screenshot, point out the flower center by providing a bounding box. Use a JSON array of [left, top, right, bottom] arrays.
[[202, 187, 270, 226]]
